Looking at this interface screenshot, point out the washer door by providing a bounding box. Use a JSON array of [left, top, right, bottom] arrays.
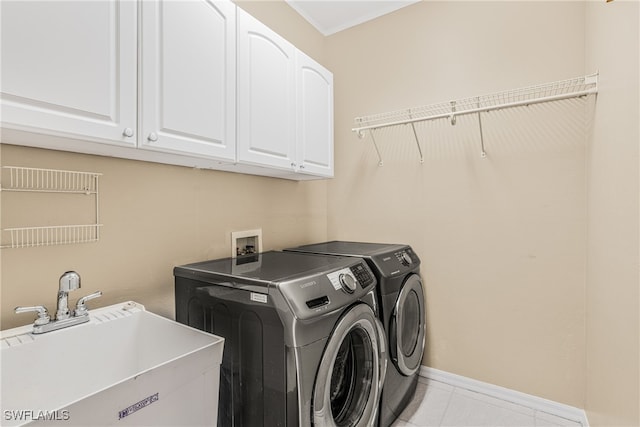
[[313, 303, 386, 427], [390, 273, 426, 376]]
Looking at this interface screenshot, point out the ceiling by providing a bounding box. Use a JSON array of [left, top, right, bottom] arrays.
[[285, 0, 420, 36]]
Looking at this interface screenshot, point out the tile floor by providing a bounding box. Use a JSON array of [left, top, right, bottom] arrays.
[[391, 376, 583, 427]]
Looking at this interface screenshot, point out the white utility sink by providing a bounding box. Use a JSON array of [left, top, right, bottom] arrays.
[[1, 302, 224, 426]]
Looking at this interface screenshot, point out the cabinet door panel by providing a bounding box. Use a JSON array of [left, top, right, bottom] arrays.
[[140, 0, 235, 160], [237, 9, 295, 169], [296, 51, 334, 177], [1, 0, 136, 146]]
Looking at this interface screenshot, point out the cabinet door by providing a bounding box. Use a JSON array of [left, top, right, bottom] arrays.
[[0, 0, 137, 146], [296, 51, 334, 177], [140, 0, 236, 160], [237, 8, 296, 170]]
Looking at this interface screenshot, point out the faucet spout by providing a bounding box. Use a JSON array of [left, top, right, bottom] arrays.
[[15, 270, 101, 334], [56, 271, 81, 320]]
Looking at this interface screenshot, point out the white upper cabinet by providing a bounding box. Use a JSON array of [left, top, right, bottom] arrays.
[[236, 8, 297, 171], [1, 1, 333, 180], [296, 50, 334, 177], [140, 0, 236, 160], [0, 0, 137, 146]]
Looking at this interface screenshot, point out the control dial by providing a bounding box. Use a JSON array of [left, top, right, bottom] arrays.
[[401, 252, 413, 266], [339, 273, 357, 294]]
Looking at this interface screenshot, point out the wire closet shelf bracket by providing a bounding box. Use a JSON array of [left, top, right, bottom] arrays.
[[1, 166, 103, 249], [352, 73, 599, 165]]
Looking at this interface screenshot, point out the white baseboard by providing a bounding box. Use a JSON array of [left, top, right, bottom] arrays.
[[419, 366, 589, 426]]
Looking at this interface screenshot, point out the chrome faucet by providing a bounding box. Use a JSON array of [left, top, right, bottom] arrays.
[[15, 271, 102, 334], [56, 271, 81, 320]]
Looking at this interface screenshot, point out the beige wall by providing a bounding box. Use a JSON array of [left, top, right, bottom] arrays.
[[0, 1, 328, 329], [585, 1, 640, 426], [325, 1, 588, 407], [0, 147, 328, 327]]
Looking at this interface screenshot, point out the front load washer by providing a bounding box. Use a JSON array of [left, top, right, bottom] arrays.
[[285, 242, 426, 427], [174, 251, 387, 427]]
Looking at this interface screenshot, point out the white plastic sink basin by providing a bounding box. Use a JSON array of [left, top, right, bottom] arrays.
[[1, 301, 224, 426]]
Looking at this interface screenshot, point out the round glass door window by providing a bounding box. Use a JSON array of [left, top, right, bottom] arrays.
[[330, 327, 373, 425], [391, 274, 426, 376], [313, 304, 384, 427]]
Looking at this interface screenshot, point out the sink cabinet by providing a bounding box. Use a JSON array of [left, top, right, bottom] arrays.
[[0, 0, 333, 180]]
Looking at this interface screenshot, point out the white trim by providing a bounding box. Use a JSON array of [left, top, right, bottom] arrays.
[[420, 366, 589, 426]]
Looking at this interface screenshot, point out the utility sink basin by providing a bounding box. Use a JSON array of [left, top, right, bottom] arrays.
[[1, 302, 224, 426]]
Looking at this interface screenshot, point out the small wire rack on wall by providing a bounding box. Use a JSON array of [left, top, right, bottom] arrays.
[[1, 166, 103, 249], [352, 73, 599, 165]]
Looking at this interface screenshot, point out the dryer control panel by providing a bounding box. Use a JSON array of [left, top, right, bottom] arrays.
[[395, 250, 414, 267], [372, 246, 421, 278]]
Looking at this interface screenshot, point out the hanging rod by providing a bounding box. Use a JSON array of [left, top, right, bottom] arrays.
[[352, 73, 598, 137]]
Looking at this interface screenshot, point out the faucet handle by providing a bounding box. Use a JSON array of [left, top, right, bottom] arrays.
[[74, 291, 102, 317], [59, 271, 81, 292], [15, 305, 51, 326]]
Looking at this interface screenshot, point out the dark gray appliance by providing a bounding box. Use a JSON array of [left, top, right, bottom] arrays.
[[174, 250, 387, 427], [285, 242, 426, 427]]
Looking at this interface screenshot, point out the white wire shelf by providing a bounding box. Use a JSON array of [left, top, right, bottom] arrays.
[[353, 73, 598, 133], [1, 166, 102, 249], [352, 73, 598, 164], [1, 166, 101, 194], [2, 224, 103, 249]]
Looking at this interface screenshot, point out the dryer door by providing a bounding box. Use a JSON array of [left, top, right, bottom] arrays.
[[390, 273, 426, 376], [313, 303, 385, 427]]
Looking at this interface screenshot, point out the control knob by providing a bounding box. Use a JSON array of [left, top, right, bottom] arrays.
[[339, 273, 357, 294], [401, 252, 413, 266]]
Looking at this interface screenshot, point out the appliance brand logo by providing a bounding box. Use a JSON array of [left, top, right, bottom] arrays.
[[300, 281, 317, 288], [382, 257, 392, 262]]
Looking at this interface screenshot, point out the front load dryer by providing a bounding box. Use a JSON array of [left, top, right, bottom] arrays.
[[285, 241, 426, 427], [174, 251, 387, 427]]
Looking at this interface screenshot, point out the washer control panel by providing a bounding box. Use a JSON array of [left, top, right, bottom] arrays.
[[279, 261, 377, 320], [350, 262, 375, 288], [327, 263, 375, 293]]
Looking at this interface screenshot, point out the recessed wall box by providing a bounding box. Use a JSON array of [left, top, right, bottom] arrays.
[[231, 229, 262, 258]]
